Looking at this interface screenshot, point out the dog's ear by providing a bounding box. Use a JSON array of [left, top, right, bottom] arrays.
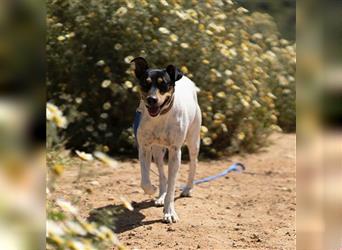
[[131, 57, 149, 79], [166, 64, 183, 83]]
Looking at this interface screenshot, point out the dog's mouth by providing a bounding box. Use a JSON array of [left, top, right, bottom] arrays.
[[147, 105, 160, 117], [145, 96, 171, 117]]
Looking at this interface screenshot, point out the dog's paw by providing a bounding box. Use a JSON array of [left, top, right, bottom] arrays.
[[163, 209, 179, 224], [180, 186, 192, 197], [141, 184, 157, 195], [154, 193, 166, 207]]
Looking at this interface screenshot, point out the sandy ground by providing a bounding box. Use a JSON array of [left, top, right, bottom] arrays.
[[54, 133, 296, 249]]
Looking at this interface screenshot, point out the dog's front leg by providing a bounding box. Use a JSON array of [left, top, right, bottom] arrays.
[[139, 146, 157, 195], [163, 146, 181, 223]]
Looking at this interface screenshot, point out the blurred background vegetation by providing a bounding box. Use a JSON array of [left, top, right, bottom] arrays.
[[47, 0, 296, 158]]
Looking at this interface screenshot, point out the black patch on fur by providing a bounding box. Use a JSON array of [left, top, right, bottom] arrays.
[[131, 57, 183, 95]]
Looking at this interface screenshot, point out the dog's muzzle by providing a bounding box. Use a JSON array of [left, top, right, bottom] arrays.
[[145, 96, 173, 117]]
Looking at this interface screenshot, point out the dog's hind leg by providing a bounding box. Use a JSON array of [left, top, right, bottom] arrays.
[[152, 146, 167, 206], [181, 111, 201, 197]]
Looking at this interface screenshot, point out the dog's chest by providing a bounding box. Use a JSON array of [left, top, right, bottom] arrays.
[[138, 118, 185, 147]]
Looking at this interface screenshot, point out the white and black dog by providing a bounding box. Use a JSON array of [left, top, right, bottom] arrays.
[[131, 57, 201, 223]]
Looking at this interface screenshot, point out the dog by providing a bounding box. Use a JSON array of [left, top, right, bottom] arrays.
[[131, 57, 201, 223]]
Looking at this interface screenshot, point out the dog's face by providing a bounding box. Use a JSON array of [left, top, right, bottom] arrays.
[[131, 57, 183, 117]]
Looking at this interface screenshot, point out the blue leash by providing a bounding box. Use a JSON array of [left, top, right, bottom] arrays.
[[193, 162, 245, 185], [133, 111, 246, 187], [179, 163, 245, 190]]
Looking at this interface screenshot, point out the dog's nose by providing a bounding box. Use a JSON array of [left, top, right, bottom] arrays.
[[147, 96, 158, 106]]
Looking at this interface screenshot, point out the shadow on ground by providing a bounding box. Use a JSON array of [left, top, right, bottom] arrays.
[[88, 199, 163, 233]]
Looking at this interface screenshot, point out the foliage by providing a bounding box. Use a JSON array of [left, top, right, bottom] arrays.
[[47, 0, 296, 158], [236, 0, 296, 40]]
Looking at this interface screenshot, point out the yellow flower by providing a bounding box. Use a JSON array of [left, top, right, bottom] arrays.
[[215, 13, 227, 20], [67, 240, 85, 250], [120, 196, 134, 211], [75, 150, 94, 161], [96, 60, 105, 66], [181, 66, 189, 74], [160, 0, 169, 6], [94, 151, 118, 169], [203, 137, 212, 146], [210, 68, 222, 78], [267, 92, 277, 99], [237, 132, 245, 141], [202, 59, 210, 64], [124, 80, 133, 88], [208, 22, 225, 33], [216, 91, 226, 98], [158, 27, 170, 34], [114, 43, 122, 50], [56, 199, 78, 215], [52, 164, 64, 176], [170, 34, 178, 42], [237, 7, 249, 14], [198, 24, 205, 32], [101, 80, 111, 88], [180, 43, 189, 48], [103, 145, 110, 152], [126, 0, 135, 8], [252, 100, 261, 108], [47, 220, 64, 236], [47, 103, 68, 128], [206, 30, 214, 35], [224, 69, 232, 76], [252, 33, 263, 40], [114, 7, 128, 17], [231, 85, 240, 90], [240, 98, 250, 108], [57, 35, 65, 41], [214, 113, 225, 120], [220, 47, 231, 58], [103, 102, 111, 110], [124, 55, 134, 64], [65, 32, 75, 39], [200, 126, 208, 134], [65, 221, 87, 236]]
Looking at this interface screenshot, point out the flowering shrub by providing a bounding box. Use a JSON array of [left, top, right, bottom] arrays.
[[47, 0, 295, 157]]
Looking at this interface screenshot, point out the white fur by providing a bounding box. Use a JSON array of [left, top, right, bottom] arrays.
[[137, 76, 201, 223]]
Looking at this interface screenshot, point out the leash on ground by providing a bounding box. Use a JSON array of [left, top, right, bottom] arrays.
[[133, 111, 246, 189], [179, 162, 246, 191]]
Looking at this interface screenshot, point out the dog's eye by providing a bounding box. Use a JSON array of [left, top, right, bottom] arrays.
[[158, 82, 169, 93], [139, 82, 151, 92]]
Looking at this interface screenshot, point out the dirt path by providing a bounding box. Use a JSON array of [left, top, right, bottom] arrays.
[[54, 133, 296, 249]]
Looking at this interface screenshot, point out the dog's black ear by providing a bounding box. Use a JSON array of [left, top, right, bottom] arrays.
[[131, 57, 149, 79], [166, 64, 183, 82]]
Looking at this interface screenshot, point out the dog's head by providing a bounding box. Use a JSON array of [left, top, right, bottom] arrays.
[[131, 57, 183, 117]]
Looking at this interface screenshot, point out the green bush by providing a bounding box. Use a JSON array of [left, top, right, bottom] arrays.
[[47, 0, 295, 158]]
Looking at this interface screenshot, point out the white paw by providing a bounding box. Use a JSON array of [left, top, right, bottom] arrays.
[[155, 193, 166, 207], [141, 183, 157, 195], [180, 186, 192, 197], [163, 208, 179, 223]]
